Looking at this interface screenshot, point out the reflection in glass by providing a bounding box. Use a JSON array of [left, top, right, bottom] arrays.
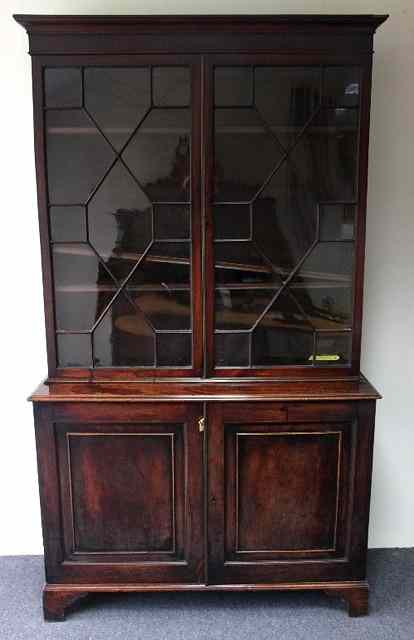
[[255, 66, 320, 129], [157, 333, 191, 366], [88, 161, 152, 281], [291, 284, 352, 331], [214, 242, 279, 286], [252, 327, 313, 366], [57, 334, 92, 368], [296, 242, 354, 284], [127, 290, 191, 330], [45, 68, 82, 108], [215, 333, 249, 367], [50, 206, 87, 243], [293, 108, 359, 201], [154, 204, 190, 240], [84, 67, 151, 150], [123, 109, 191, 202], [253, 160, 318, 273], [319, 203, 355, 241], [256, 289, 312, 332], [215, 289, 276, 330], [324, 67, 360, 108], [93, 293, 154, 367], [153, 67, 190, 107], [127, 242, 191, 287], [52, 244, 116, 331], [46, 110, 115, 204], [214, 204, 251, 240], [215, 67, 253, 107], [214, 108, 284, 202]]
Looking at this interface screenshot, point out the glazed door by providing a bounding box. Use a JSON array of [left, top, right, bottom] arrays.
[[41, 57, 202, 377], [36, 402, 204, 584], [205, 59, 364, 377], [207, 402, 373, 584]]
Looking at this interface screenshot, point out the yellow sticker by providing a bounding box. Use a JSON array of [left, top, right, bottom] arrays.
[[308, 354, 340, 362]]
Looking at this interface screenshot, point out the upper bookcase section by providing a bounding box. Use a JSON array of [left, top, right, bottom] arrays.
[[14, 14, 388, 56]]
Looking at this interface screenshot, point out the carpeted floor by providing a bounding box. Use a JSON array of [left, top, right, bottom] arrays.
[[0, 549, 413, 639]]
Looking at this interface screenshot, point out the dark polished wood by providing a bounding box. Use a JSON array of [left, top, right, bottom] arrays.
[[207, 401, 375, 584], [43, 581, 369, 621], [17, 13, 386, 620], [35, 403, 204, 585]]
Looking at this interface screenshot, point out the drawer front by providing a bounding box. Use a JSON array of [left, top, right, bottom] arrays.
[[34, 402, 204, 585], [207, 400, 375, 584]]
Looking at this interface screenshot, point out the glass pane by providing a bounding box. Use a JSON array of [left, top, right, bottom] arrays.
[[127, 242, 191, 287], [50, 206, 86, 243], [324, 67, 360, 108], [214, 108, 284, 202], [45, 68, 82, 108], [57, 334, 92, 368], [215, 288, 276, 330], [214, 204, 251, 240], [313, 333, 351, 365], [157, 333, 191, 366], [215, 333, 249, 367], [293, 108, 359, 201], [93, 293, 154, 367], [153, 67, 190, 107], [127, 290, 191, 330], [214, 242, 279, 286], [255, 66, 320, 129], [52, 244, 116, 331], [88, 161, 152, 282], [215, 67, 253, 106], [253, 159, 318, 274], [290, 283, 352, 331], [84, 67, 151, 150], [154, 204, 190, 240], [46, 110, 115, 204], [296, 242, 354, 284], [123, 108, 191, 202], [252, 327, 313, 366], [255, 289, 313, 333], [319, 203, 355, 241]]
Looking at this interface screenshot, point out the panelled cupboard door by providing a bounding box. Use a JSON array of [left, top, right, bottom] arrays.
[[35, 403, 204, 584], [207, 402, 375, 584]]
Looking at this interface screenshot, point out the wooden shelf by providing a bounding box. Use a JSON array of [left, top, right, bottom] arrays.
[[53, 244, 351, 283]]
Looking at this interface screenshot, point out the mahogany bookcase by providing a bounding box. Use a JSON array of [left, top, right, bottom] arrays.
[[15, 13, 387, 620]]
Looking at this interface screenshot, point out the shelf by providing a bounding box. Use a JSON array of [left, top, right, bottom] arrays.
[[53, 245, 351, 285], [47, 127, 190, 135], [47, 125, 356, 136], [55, 284, 190, 293], [216, 308, 350, 332]]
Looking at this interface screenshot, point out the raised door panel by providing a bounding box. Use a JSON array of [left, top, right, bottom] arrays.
[[207, 402, 373, 584], [64, 430, 179, 555], [37, 403, 204, 584], [233, 430, 341, 554]]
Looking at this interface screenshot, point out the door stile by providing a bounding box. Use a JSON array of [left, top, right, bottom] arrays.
[[202, 58, 216, 378], [190, 58, 204, 376]]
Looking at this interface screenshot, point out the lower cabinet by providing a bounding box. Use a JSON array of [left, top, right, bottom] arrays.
[[34, 402, 205, 586], [207, 402, 374, 585], [33, 398, 375, 619]]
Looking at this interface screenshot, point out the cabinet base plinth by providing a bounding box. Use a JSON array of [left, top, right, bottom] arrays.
[[43, 581, 369, 620], [43, 588, 89, 621], [325, 584, 369, 616]]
